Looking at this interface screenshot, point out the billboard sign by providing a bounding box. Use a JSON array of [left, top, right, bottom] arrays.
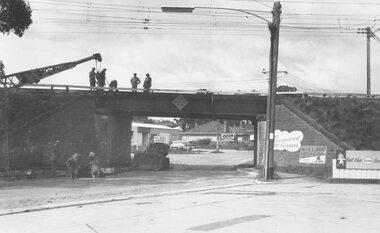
[[221, 133, 235, 141], [345, 150, 380, 169], [274, 130, 304, 152], [335, 150, 346, 169], [299, 146, 327, 164]]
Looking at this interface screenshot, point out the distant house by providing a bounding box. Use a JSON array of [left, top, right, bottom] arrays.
[[230, 125, 254, 142], [181, 121, 254, 142], [131, 123, 181, 151]]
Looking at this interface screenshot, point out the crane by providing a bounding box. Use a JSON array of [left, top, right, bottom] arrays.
[[0, 53, 102, 89]]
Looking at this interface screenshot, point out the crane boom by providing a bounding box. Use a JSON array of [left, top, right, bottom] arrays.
[[0, 53, 102, 89]]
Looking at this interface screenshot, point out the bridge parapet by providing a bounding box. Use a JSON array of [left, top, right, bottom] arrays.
[[95, 92, 267, 120]]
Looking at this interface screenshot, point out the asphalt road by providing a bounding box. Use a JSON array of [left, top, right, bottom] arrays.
[[2, 150, 379, 232], [168, 149, 254, 166], [0, 150, 253, 212], [1, 177, 380, 233]]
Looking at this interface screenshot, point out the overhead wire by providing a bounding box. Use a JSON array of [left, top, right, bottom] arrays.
[[25, 0, 380, 91], [27, 1, 379, 38]]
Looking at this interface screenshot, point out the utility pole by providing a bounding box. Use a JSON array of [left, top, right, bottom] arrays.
[[264, 2, 281, 180], [367, 27, 371, 96], [358, 27, 380, 96]]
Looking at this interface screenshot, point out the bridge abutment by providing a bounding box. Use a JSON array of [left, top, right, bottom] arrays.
[[95, 110, 132, 167]]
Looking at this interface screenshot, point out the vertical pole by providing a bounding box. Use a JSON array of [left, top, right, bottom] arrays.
[[216, 121, 220, 152], [264, 2, 281, 180], [253, 118, 258, 167], [366, 27, 371, 96]]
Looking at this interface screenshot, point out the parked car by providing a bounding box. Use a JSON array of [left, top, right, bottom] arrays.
[[170, 140, 194, 151]]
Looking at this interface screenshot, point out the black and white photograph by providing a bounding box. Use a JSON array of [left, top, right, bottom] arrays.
[[1, 0, 380, 232]]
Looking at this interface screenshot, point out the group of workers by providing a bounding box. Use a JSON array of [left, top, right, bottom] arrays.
[[89, 68, 152, 92], [65, 151, 102, 179], [49, 139, 102, 179], [89, 67, 107, 91]]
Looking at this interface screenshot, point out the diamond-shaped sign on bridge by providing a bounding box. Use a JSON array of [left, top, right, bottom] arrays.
[[172, 94, 189, 111]]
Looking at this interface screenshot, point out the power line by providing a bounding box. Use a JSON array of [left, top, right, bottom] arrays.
[[27, 1, 380, 37], [254, 0, 380, 6]]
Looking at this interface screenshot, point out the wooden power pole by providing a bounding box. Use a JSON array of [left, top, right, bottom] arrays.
[[367, 27, 371, 96], [264, 2, 281, 180], [358, 27, 380, 96]]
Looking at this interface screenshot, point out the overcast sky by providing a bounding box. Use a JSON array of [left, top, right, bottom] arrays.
[[1, 0, 380, 94]]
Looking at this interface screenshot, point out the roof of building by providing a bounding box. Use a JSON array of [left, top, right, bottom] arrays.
[[182, 121, 253, 135], [132, 122, 180, 131], [230, 125, 254, 135], [182, 121, 224, 135]]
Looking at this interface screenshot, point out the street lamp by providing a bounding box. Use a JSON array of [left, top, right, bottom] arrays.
[[162, 2, 282, 180]]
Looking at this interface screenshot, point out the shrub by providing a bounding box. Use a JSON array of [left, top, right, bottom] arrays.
[[197, 138, 211, 146]]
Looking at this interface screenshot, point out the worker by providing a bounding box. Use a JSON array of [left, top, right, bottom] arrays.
[[65, 153, 81, 179], [88, 152, 101, 178], [89, 67, 96, 91], [50, 140, 59, 174], [97, 69, 106, 88], [109, 80, 118, 92], [130, 73, 140, 92], [143, 73, 152, 92]]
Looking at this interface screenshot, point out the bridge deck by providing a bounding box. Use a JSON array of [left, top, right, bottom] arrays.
[[12, 84, 267, 119]]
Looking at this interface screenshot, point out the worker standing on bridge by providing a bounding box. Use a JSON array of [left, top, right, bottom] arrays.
[[89, 67, 96, 91], [97, 68, 106, 88], [143, 73, 152, 92], [130, 73, 140, 92], [109, 80, 118, 92]]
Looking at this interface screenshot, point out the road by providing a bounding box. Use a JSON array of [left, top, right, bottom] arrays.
[[0, 150, 253, 212], [168, 149, 254, 166], [1, 177, 380, 233], [1, 150, 380, 232]]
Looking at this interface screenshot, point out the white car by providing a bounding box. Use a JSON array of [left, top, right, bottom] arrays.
[[170, 141, 194, 151]]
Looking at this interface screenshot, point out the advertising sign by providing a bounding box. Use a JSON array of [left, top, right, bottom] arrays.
[[345, 150, 380, 169], [336, 150, 346, 169], [274, 130, 304, 152], [221, 133, 235, 141], [299, 146, 327, 164]]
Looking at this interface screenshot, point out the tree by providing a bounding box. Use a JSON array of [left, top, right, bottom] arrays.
[[277, 85, 297, 92], [0, 0, 32, 37]]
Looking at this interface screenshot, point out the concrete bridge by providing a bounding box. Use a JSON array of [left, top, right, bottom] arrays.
[[1, 86, 267, 170], [96, 90, 267, 119]]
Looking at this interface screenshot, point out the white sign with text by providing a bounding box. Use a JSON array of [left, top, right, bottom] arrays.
[[274, 130, 304, 152]]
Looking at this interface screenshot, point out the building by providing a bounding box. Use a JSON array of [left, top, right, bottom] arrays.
[[181, 121, 254, 142], [131, 122, 181, 151]]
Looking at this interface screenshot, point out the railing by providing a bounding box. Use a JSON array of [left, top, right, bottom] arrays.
[[2, 83, 380, 98], [9, 84, 267, 96]]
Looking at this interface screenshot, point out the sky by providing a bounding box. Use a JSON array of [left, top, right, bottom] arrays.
[[1, 0, 380, 94]]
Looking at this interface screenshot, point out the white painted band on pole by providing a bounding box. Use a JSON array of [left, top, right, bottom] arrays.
[[269, 133, 274, 139]]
